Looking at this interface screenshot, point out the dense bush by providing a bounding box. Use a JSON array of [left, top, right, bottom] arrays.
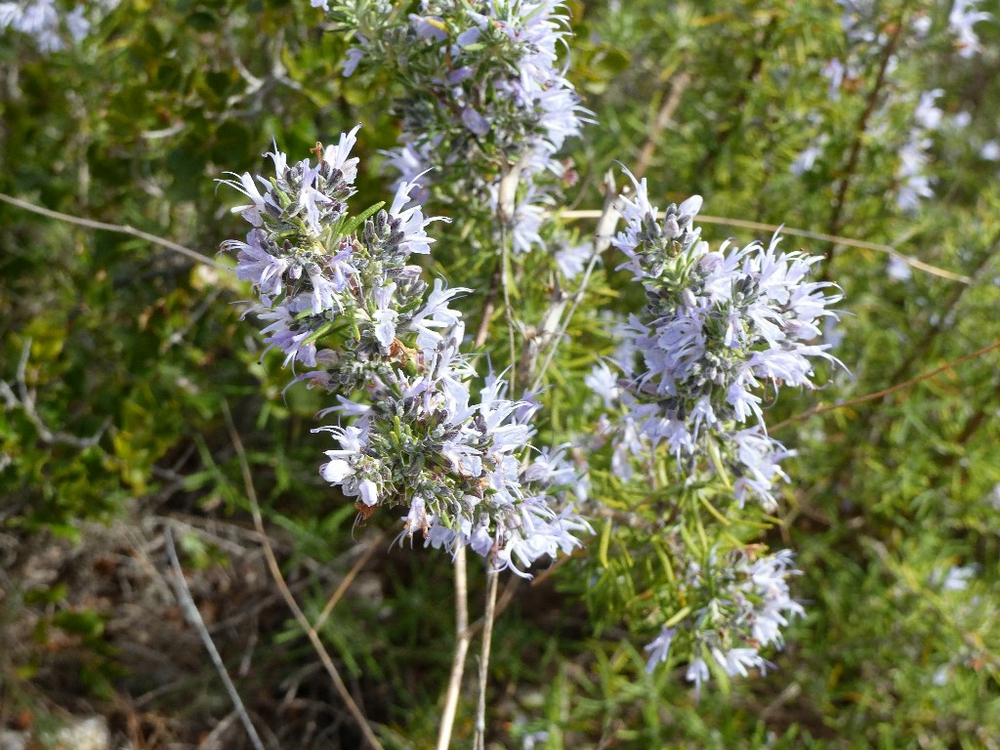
[[2, 1, 998, 748]]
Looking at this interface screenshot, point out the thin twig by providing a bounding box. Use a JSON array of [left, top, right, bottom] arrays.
[[0, 191, 226, 270], [557, 209, 971, 285], [468, 573, 520, 637], [695, 15, 778, 176], [769, 339, 1000, 432], [163, 526, 268, 750], [531, 171, 621, 393], [516, 276, 567, 393], [500, 230, 518, 390], [473, 566, 500, 750], [528, 550, 583, 588], [220, 402, 384, 750], [0, 338, 110, 449], [436, 545, 471, 750], [820, 227, 1000, 493], [474, 256, 504, 349], [824, 14, 907, 274]]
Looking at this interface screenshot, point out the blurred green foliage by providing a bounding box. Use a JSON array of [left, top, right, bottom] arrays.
[[1, 0, 998, 748]]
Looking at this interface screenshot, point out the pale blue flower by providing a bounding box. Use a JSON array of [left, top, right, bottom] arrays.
[[644, 626, 676, 673], [230, 229, 288, 299], [822, 58, 845, 100], [223, 127, 591, 574], [389, 173, 443, 255], [0, 0, 86, 51], [791, 144, 823, 176], [685, 657, 709, 696], [950, 0, 991, 57], [321, 124, 362, 184], [462, 107, 491, 137], [606, 165, 841, 494], [584, 362, 621, 410], [343, 40, 366, 77], [373, 283, 399, 347], [257, 301, 318, 368], [712, 646, 770, 678], [914, 89, 944, 130]]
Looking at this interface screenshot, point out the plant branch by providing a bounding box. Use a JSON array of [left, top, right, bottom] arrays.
[[436, 545, 471, 750], [311, 532, 383, 634], [531, 170, 621, 393], [474, 255, 504, 349], [634, 70, 691, 180], [473, 566, 500, 750], [0, 338, 110, 449], [501, 230, 518, 390], [823, 13, 907, 276]]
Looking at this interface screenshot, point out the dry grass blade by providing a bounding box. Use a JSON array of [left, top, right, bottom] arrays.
[[220, 401, 385, 750], [163, 527, 268, 750], [557, 208, 972, 285], [311, 534, 382, 634]]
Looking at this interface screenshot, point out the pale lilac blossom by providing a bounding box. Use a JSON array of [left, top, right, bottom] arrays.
[[896, 135, 935, 211], [647, 548, 803, 684], [791, 144, 823, 176], [222, 127, 590, 573], [952, 111, 973, 129], [887, 255, 912, 282], [602, 166, 841, 508], [932, 564, 979, 591], [317, 354, 590, 575], [685, 657, 710, 696], [822, 58, 845, 100], [914, 89, 944, 130], [553, 241, 593, 279], [330, 0, 588, 262], [643, 626, 676, 673], [950, 0, 992, 57], [0, 0, 90, 51]]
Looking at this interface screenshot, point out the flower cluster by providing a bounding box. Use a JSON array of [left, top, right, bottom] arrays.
[[794, 2, 994, 212], [593, 167, 840, 511], [894, 88, 944, 212], [0, 0, 90, 52], [949, 0, 992, 58], [320, 366, 591, 576], [222, 126, 590, 574], [643, 547, 805, 692], [221, 126, 454, 380], [325, 0, 588, 255]]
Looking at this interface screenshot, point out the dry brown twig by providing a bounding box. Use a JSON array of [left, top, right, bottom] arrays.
[[634, 69, 692, 180], [310, 532, 383, 634], [769, 339, 1000, 432], [472, 567, 500, 750]]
